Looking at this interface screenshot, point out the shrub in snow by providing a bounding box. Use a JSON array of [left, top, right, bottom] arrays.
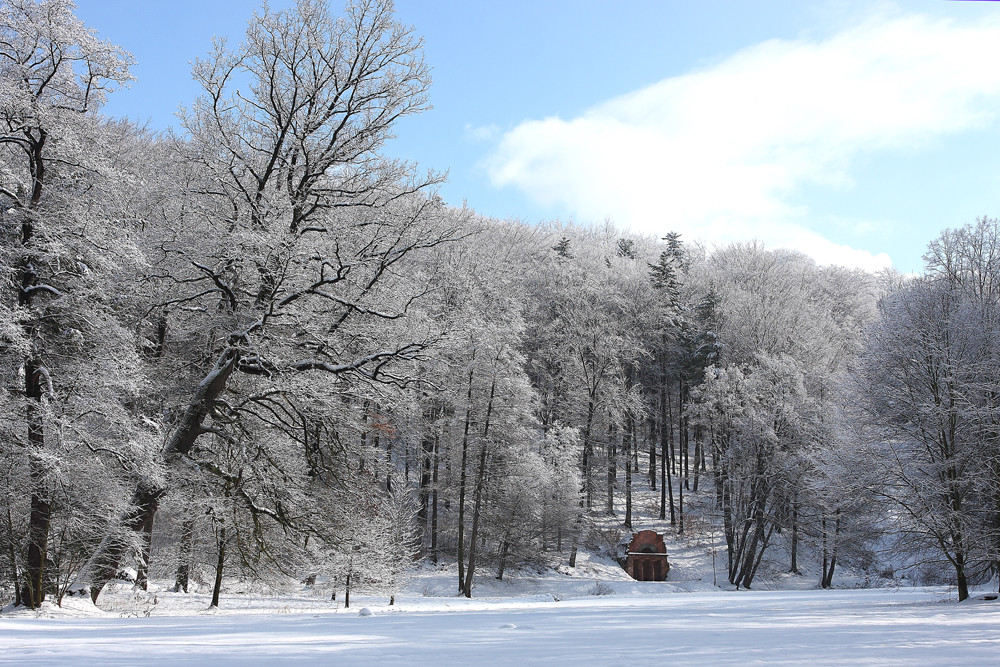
[[589, 582, 614, 596]]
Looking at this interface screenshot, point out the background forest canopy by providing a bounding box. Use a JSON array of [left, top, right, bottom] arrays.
[[2, 0, 999, 612]]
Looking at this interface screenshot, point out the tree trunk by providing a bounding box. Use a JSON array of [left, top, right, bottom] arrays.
[[463, 378, 496, 598], [496, 532, 510, 581], [625, 411, 634, 530], [18, 132, 51, 610], [88, 481, 163, 604], [173, 518, 194, 593], [660, 380, 676, 525], [385, 433, 393, 494], [692, 425, 702, 492], [648, 411, 657, 490], [210, 524, 225, 608], [606, 422, 616, 516], [457, 367, 473, 593], [821, 511, 841, 589], [789, 498, 800, 575], [134, 507, 155, 591], [22, 445, 51, 609], [5, 505, 21, 607], [431, 430, 440, 564], [677, 381, 685, 534], [87, 347, 238, 602]]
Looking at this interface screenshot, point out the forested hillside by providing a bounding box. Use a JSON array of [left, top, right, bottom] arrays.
[[2, 0, 999, 611]]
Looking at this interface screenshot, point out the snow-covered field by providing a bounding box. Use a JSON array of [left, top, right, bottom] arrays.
[[4, 572, 1000, 665]]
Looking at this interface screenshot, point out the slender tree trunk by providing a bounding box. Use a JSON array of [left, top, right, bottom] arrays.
[[463, 377, 496, 598], [821, 516, 829, 587], [625, 411, 635, 530], [660, 378, 676, 524], [431, 430, 440, 564], [344, 569, 352, 609], [457, 367, 473, 593], [646, 412, 662, 490], [681, 382, 690, 490], [210, 524, 225, 608], [385, 433, 393, 493], [648, 409, 657, 490], [692, 425, 702, 492], [789, 497, 800, 575], [173, 518, 194, 593], [5, 505, 21, 606], [496, 531, 510, 581], [568, 518, 582, 569], [821, 510, 841, 589], [677, 381, 685, 534], [606, 422, 616, 516]]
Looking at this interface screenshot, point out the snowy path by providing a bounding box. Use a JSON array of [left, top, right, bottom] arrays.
[[3, 588, 999, 665]]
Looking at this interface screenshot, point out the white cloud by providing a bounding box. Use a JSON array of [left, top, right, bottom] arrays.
[[485, 11, 1000, 271], [464, 122, 501, 142]]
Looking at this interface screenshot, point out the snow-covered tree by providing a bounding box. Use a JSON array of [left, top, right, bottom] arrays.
[[83, 0, 456, 602], [0, 0, 145, 608]]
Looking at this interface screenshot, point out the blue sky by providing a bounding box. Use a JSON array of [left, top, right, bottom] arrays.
[[74, 0, 1000, 274]]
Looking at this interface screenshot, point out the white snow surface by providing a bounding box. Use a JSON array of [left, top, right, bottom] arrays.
[[3, 560, 1000, 666]]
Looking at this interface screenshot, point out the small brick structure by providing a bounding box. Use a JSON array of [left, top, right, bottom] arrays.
[[623, 530, 670, 582]]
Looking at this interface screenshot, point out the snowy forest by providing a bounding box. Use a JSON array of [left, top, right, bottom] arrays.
[[2, 0, 1000, 614]]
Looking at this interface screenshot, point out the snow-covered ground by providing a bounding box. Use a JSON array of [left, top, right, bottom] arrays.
[[0, 490, 988, 664], [4, 561, 1000, 665]]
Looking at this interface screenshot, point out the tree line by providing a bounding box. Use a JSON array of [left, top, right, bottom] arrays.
[[2, 0, 998, 609]]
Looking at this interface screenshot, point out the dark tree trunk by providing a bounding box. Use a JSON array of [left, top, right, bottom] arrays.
[[661, 381, 675, 524], [648, 434, 657, 490], [5, 506, 21, 607], [624, 410, 634, 530], [89, 480, 163, 604], [606, 421, 616, 516], [457, 367, 473, 592], [496, 532, 510, 581], [83, 345, 240, 603], [820, 510, 840, 588], [463, 378, 495, 598], [431, 430, 440, 564], [678, 381, 685, 534], [210, 524, 225, 608], [692, 425, 702, 492], [17, 132, 51, 610], [821, 511, 841, 589], [385, 432, 393, 493], [22, 445, 51, 609], [173, 518, 194, 593], [789, 497, 800, 575], [134, 507, 155, 591]]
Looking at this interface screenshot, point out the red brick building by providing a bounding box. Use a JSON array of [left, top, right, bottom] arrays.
[[624, 530, 670, 581]]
